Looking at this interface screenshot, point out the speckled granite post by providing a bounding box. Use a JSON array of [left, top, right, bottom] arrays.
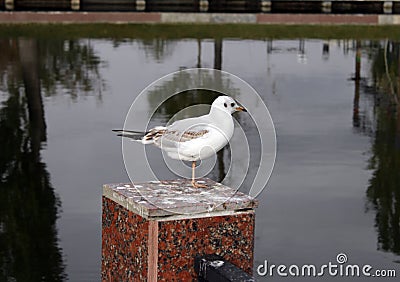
[[101, 178, 257, 281]]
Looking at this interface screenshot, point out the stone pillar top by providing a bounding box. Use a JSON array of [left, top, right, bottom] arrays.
[[103, 178, 258, 220]]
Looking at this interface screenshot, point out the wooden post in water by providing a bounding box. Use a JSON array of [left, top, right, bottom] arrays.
[[101, 178, 257, 281], [321, 1, 332, 13], [383, 1, 393, 14], [71, 0, 80, 10], [5, 0, 13, 10], [261, 0, 271, 13], [199, 0, 209, 12], [136, 0, 146, 11]]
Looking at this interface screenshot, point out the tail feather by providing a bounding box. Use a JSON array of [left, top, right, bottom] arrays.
[[113, 127, 166, 144], [112, 129, 146, 134], [112, 129, 147, 141]]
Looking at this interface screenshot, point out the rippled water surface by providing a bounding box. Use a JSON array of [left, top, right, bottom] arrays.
[[0, 34, 399, 281]]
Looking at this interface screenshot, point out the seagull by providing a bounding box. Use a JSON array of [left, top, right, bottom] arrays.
[[113, 96, 247, 188]]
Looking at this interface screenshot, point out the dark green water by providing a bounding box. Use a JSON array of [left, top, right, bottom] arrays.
[[0, 27, 399, 281]]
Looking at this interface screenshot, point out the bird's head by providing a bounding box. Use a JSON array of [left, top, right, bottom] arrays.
[[211, 96, 247, 115]]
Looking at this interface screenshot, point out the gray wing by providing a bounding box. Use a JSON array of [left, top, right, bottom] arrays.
[[154, 115, 211, 149]]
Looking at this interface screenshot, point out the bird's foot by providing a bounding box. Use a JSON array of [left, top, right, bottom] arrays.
[[191, 180, 207, 188]]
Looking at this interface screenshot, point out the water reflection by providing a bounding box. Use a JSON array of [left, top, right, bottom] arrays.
[[352, 41, 362, 130], [359, 41, 400, 255], [140, 39, 178, 63], [267, 39, 400, 257], [1, 33, 400, 279], [366, 101, 400, 255], [38, 39, 105, 100], [0, 38, 65, 281], [0, 37, 103, 280]]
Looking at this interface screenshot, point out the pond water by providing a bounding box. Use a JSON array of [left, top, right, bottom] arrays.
[[0, 32, 399, 281]]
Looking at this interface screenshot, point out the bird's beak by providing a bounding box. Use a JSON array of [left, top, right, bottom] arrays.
[[235, 106, 247, 112]]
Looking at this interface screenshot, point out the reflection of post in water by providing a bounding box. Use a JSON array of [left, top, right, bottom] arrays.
[[197, 39, 202, 68], [267, 39, 272, 54], [396, 42, 400, 145], [322, 41, 329, 60], [0, 38, 66, 281], [397, 47, 400, 102], [214, 38, 226, 182], [396, 51, 400, 134], [355, 41, 361, 82], [18, 39, 47, 161], [353, 41, 361, 129], [366, 103, 400, 255], [298, 39, 305, 56], [214, 38, 222, 71], [364, 40, 400, 256]]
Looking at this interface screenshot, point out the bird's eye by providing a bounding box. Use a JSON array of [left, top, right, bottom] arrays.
[[231, 103, 235, 107], [224, 103, 227, 108]]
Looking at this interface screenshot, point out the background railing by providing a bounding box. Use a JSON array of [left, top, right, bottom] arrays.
[[1, 0, 399, 14]]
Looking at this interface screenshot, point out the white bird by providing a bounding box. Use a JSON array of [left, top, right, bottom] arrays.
[[113, 96, 247, 188]]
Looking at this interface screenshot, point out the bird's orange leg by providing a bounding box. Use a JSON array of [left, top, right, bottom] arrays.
[[191, 161, 207, 188]]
